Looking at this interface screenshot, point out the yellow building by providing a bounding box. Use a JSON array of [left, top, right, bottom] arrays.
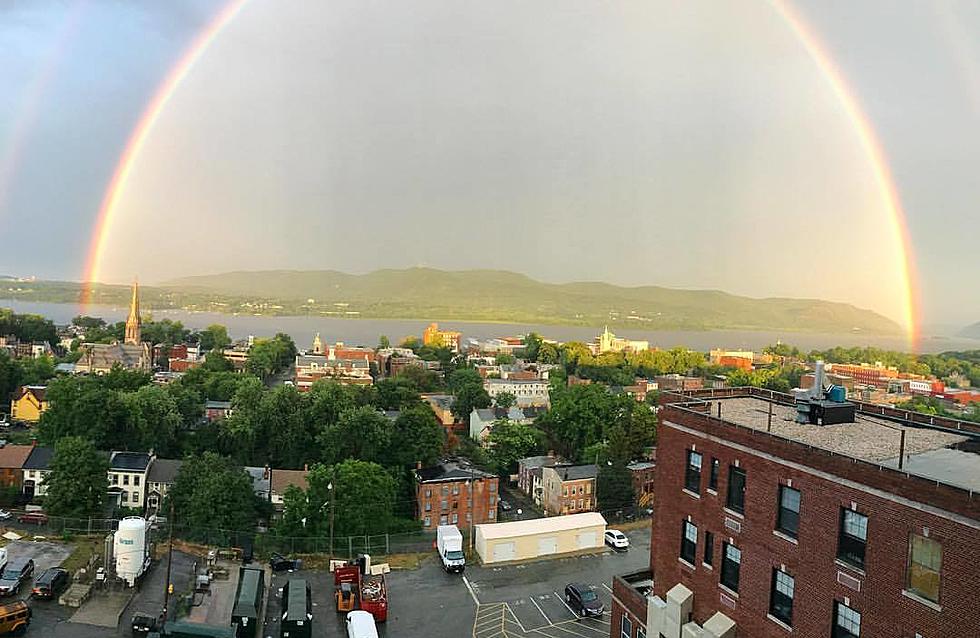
[[10, 386, 48, 423], [475, 512, 607, 564], [422, 323, 461, 353]]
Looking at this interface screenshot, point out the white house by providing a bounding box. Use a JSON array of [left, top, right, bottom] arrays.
[[484, 379, 550, 407], [107, 451, 154, 509]]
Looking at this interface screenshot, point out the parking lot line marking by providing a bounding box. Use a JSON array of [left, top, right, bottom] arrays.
[[529, 596, 552, 625], [601, 583, 612, 593], [542, 622, 596, 638], [554, 591, 578, 617], [506, 602, 529, 633], [567, 618, 611, 636], [463, 575, 481, 606]]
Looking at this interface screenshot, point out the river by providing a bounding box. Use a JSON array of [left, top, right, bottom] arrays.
[[2, 300, 975, 354]]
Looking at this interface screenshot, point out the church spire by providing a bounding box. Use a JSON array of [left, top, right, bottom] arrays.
[[124, 279, 141, 345]]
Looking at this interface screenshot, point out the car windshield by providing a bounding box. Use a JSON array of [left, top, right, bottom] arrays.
[[581, 590, 598, 602], [446, 551, 465, 560]]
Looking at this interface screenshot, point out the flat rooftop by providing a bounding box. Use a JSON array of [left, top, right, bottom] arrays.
[[705, 396, 969, 465], [882, 448, 980, 492]]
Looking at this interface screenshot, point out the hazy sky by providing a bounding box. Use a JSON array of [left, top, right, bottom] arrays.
[[1, 1, 978, 329]]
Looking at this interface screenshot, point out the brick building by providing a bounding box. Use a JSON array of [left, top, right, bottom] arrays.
[[541, 464, 597, 516], [611, 387, 980, 638], [415, 460, 498, 530]]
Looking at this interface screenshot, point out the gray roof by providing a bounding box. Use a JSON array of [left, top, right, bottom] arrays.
[[627, 461, 656, 471], [553, 464, 598, 481], [519, 455, 560, 470], [245, 466, 271, 496], [22, 446, 53, 470], [147, 458, 183, 484], [109, 451, 152, 472], [416, 460, 496, 483], [205, 400, 232, 410]]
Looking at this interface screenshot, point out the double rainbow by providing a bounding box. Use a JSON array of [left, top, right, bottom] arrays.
[[79, 0, 920, 348]]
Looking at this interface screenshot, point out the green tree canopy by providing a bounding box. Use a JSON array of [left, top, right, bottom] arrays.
[[167, 452, 257, 538], [197, 324, 231, 352], [494, 392, 517, 409], [596, 461, 635, 512], [485, 420, 544, 475], [43, 436, 108, 518]]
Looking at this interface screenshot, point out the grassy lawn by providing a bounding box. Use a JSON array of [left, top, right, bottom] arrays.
[[59, 535, 104, 573]]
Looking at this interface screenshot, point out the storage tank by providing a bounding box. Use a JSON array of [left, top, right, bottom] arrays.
[[114, 516, 149, 586]]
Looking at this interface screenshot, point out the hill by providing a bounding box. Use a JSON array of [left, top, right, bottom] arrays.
[[958, 322, 980, 340], [154, 268, 901, 334]]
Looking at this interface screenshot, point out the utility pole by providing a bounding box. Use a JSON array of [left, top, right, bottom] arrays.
[[469, 464, 476, 552], [328, 481, 335, 563], [161, 499, 175, 624]]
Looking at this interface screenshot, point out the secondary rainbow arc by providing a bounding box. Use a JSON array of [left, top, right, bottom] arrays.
[[81, 0, 921, 349]]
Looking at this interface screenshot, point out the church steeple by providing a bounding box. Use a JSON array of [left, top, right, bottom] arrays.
[[312, 332, 323, 355], [124, 280, 141, 345]]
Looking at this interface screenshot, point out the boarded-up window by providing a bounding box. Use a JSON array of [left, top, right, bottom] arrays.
[[907, 534, 941, 603]]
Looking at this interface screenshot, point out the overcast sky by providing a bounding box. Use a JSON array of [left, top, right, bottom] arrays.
[[1, 1, 978, 329]]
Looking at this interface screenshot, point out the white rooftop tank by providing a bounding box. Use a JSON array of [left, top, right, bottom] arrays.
[[114, 516, 148, 586]]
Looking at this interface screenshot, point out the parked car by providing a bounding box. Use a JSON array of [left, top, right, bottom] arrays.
[[16, 512, 47, 526], [131, 611, 158, 637], [0, 558, 34, 596], [0, 600, 31, 635], [31, 568, 68, 599], [564, 583, 604, 618], [499, 500, 512, 512], [0, 510, 10, 521], [604, 529, 629, 550], [269, 553, 300, 572]]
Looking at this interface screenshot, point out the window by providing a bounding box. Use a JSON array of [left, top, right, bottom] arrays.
[[907, 534, 941, 603], [110, 474, 118, 485], [441, 500, 448, 511], [123, 475, 129, 486], [134, 476, 140, 486], [453, 484, 459, 495], [709, 458, 720, 490], [452, 513, 458, 524], [720, 543, 741, 592], [424, 516, 431, 527], [122, 492, 129, 503], [563, 487, 568, 497], [704, 531, 714, 567], [680, 521, 697, 565], [685, 451, 702, 493], [425, 502, 431, 512], [440, 515, 448, 525], [425, 489, 431, 498], [832, 601, 861, 638], [637, 628, 646, 638], [726, 466, 746, 514], [489, 509, 495, 519], [132, 491, 140, 503], [620, 615, 632, 638], [769, 569, 794, 626], [586, 483, 592, 495], [776, 486, 801, 538], [837, 509, 868, 569]]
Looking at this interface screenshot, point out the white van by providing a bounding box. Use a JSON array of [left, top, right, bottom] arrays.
[[346, 610, 379, 638]]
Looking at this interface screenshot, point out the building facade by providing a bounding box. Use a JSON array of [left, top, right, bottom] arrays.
[[610, 388, 980, 638], [484, 378, 550, 407], [415, 461, 498, 530], [9, 385, 48, 423], [107, 451, 153, 509], [423, 323, 461, 353], [541, 464, 597, 516]]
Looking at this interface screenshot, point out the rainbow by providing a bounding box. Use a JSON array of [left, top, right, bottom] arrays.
[[81, 0, 921, 348], [80, 0, 249, 305], [771, 0, 920, 348]]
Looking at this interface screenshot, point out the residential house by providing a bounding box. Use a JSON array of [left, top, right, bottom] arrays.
[[270, 468, 310, 509], [469, 406, 546, 442], [0, 443, 34, 490], [294, 354, 372, 389], [484, 378, 550, 408], [517, 455, 561, 498], [107, 451, 154, 509], [21, 445, 53, 499], [415, 460, 498, 530], [245, 466, 272, 502], [9, 385, 48, 423], [654, 374, 703, 392], [541, 464, 597, 516], [421, 394, 458, 434], [146, 458, 183, 512], [204, 400, 233, 423]]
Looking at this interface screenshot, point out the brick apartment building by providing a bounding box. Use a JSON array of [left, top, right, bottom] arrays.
[[611, 387, 980, 638], [415, 460, 498, 530], [541, 464, 598, 516]]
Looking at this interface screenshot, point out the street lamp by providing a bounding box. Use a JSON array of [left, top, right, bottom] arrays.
[[327, 482, 335, 562]]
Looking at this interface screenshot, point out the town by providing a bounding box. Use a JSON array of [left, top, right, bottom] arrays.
[[0, 283, 977, 637]]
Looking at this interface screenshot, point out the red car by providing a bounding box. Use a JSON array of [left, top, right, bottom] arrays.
[[16, 512, 48, 525]]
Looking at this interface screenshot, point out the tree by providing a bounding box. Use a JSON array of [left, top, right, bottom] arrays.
[[494, 392, 517, 410], [485, 421, 543, 475], [246, 333, 297, 378], [0, 351, 23, 406], [389, 405, 444, 468], [495, 353, 516, 365], [198, 324, 231, 352], [123, 385, 182, 455], [38, 376, 132, 449], [522, 333, 543, 362], [377, 335, 391, 350], [331, 460, 397, 535], [451, 383, 491, 420], [596, 461, 634, 512], [319, 406, 393, 466], [43, 437, 108, 518], [537, 342, 560, 364], [167, 452, 257, 538]]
